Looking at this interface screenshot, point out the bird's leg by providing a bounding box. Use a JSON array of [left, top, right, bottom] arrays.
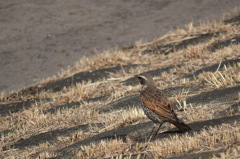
[[154, 122, 163, 135], [148, 123, 157, 137]]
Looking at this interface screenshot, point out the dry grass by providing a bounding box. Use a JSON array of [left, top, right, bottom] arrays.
[[120, 107, 146, 127], [197, 61, 240, 89], [1, 10, 240, 158], [0, 94, 223, 158], [150, 123, 240, 158], [77, 123, 240, 159], [216, 144, 240, 159]]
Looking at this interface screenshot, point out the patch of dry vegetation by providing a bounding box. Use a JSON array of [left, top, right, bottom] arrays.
[[77, 123, 240, 158], [1, 10, 240, 158], [197, 60, 240, 89], [216, 144, 240, 159]]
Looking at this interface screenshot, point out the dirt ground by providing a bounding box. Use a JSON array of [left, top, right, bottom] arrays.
[[0, 0, 239, 94]]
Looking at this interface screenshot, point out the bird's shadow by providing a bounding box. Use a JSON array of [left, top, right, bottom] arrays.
[[162, 129, 182, 134], [132, 129, 187, 142]]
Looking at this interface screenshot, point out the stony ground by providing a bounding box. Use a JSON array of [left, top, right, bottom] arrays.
[[1, 12, 240, 159]]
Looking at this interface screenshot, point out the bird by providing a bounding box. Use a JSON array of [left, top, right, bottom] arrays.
[[135, 73, 191, 135]]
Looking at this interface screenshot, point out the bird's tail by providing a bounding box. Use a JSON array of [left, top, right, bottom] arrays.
[[172, 120, 191, 133]]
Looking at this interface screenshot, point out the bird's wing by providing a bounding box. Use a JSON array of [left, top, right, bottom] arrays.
[[141, 90, 178, 122]]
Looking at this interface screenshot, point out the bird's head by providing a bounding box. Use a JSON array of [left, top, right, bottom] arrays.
[[135, 73, 155, 88]]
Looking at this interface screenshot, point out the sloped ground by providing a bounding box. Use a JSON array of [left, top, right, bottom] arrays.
[[1, 13, 240, 159]]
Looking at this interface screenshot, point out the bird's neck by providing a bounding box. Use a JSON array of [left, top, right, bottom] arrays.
[[140, 84, 157, 93]]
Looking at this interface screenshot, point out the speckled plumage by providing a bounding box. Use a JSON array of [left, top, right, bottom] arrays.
[[135, 73, 191, 134]]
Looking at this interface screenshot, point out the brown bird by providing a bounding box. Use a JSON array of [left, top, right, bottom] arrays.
[[135, 73, 191, 135]]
